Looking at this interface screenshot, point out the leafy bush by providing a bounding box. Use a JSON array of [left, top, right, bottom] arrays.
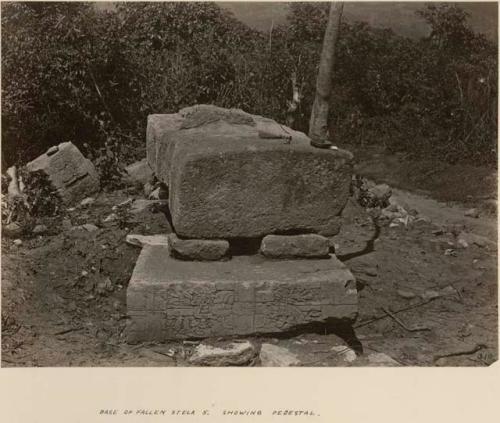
[[1, 2, 497, 173]]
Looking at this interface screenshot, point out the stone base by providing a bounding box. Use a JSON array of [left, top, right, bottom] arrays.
[[127, 245, 357, 342]]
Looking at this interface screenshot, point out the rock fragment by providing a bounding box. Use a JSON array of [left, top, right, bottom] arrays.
[[32, 224, 48, 235], [260, 234, 330, 259], [167, 233, 229, 261], [464, 208, 480, 218], [126, 234, 170, 248], [26, 142, 99, 205], [259, 344, 301, 367], [124, 158, 153, 185], [189, 341, 258, 366], [367, 352, 400, 366], [331, 345, 357, 362]]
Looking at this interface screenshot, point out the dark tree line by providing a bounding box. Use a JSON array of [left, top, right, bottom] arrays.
[[2, 2, 497, 173]]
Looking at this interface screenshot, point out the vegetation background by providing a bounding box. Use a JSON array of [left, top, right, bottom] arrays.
[[1, 2, 497, 181]]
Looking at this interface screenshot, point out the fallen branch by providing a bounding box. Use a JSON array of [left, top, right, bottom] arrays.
[[54, 326, 84, 336], [354, 298, 436, 329], [381, 306, 431, 332], [433, 343, 487, 363]]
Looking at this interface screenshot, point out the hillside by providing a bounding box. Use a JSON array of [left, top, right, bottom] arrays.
[[220, 1, 498, 39]]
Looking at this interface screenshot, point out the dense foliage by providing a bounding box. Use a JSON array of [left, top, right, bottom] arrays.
[[2, 2, 497, 172]]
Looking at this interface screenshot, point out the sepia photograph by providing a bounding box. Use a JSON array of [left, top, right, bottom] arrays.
[[1, 1, 498, 369]]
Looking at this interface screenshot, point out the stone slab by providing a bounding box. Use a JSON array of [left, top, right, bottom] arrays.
[[26, 142, 99, 205], [146, 105, 309, 185], [168, 233, 230, 261], [127, 245, 357, 342], [260, 234, 330, 259]]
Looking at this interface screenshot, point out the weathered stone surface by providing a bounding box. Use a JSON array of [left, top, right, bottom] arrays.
[[260, 234, 330, 259], [126, 234, 170, 248], [146, 113, 184, 185], [127, 245, 357, 342], [259, 344, 301, 367], [169, 133, 350, 238], [189, 341, 258, 366], [26, 142, 99, 205], [124, 158, 153, 185], [32, 224, 48, 235], [367, 352, 400, 367], [146, 105, 352, 238], [168, 233, 229, 261]]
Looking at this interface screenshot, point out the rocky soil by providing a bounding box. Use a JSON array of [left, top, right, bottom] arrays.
[[1, 153, 497, 367]]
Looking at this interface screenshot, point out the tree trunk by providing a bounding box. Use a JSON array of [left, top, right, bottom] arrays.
[[308, 2, 344, 143]]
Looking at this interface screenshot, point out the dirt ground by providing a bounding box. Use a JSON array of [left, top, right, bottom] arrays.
[[1, 151, 497, 367]]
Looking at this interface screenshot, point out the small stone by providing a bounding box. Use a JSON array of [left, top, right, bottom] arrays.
[[457, 231, 494, 249], [104, 277, 113, 292], [13, 239, 22, 246], [124, 159, 153, 185], [464, 208, 480, 218], [444, 248, 457, 257], [61, 219, 73, 230], [126, 234, 170, 248], [32, 224, 48, 235], [457, 238, 469, 249], [113, 300, 121, 311], [440, 285, 460, 299], [260, 234, 330, 259], [81, 270, 89, 277], [259, 344, 301, 367], [143, 182, 154, 198], [82, 223, 99, 232], [331, 345, 357, 362], [3, 222, 22, 238], [80, 197, 95, 206], [370, 184, 392, 206], [421, 290, 441, 300], [129, 199, 166, 214], [397, 289, 416, 299], [96, 277, 113, 295], [148, 185, 168, 200], [367, 352, 400, 366], [432, 229, 444, 236], [168, 233, 230, 261], [189, 341, 258, 366], [103, 213, 118, 222]]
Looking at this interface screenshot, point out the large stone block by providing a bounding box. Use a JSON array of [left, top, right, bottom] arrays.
[[147, 105, 353, 238], [127, 245, 357, 342], [146, 105, 300, 185], [170, 135, 351, 238], [26, 142, 99, 205]]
